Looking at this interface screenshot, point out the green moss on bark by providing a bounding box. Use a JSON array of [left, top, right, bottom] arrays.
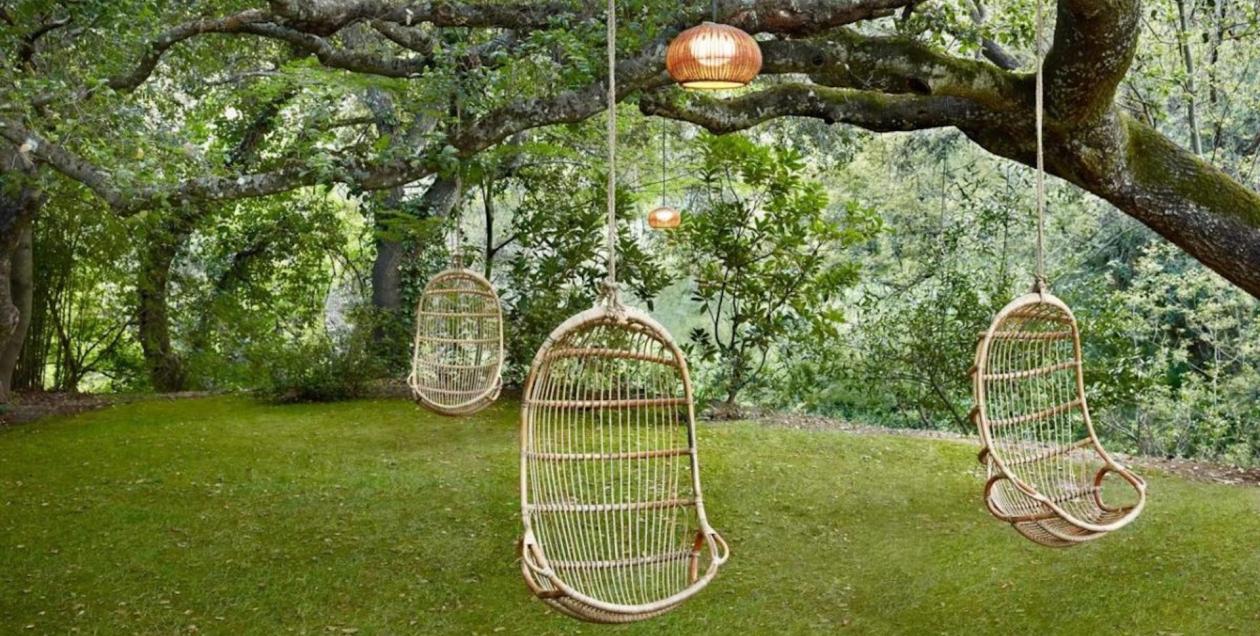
[[1125, 115, 1260, 229]]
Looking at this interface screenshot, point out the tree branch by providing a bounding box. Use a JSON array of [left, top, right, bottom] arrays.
[[107, 10, 272, 93], [640, 84, 989, 134], [1045, 0, 1142, 124]]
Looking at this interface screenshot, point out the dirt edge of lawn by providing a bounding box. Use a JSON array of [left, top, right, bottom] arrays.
[[3, 387, 1257, 488], [753, 410, 1260, 488]]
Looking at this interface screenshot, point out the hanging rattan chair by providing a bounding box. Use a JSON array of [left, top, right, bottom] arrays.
[[408, 267, 504, 416], [971, 291, 1146, 547], [519, 302, 729, 623]]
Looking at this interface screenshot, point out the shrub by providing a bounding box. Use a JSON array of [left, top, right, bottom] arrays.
[[251, 326, 384, 404]]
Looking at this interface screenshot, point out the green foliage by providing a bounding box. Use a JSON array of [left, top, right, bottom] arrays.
[[249, 310, 385, 404], [177, 190, 351, 389], [6, 0, 1260, 465], [1073, 242, 1260, 464], [670, 134, 879, 407], [500, 151, 673, 383], [25, 185, 140, 392]]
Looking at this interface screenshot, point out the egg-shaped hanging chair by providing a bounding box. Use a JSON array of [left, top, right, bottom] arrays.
[[408, 267, 504, 416], [971, 292, 1146, 547], [519, 302, 728, 623]]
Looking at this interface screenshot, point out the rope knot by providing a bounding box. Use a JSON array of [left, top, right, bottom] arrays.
[[1030, 275, 1048, 296], [600, 279, 625, 318]]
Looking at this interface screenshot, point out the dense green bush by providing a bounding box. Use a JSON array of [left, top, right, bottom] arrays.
[[250, 318, 384, 404]]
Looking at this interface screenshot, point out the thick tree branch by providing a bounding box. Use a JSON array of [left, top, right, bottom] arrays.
[[268, 0, 588, 32], [758, 36, 1023, 108], [17, 15, 72, 70], [107, 10, 272, 93], [0, 45, 668, 210], [31, 0, 910, 109], [1045, 0, 1141, 124], [238, 22, 430, 77], [640, 84, 989, 134], [370, 20, 435, 54], [722, 0, 915, 35]]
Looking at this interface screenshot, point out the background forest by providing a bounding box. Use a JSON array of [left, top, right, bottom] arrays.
[[4, 0, 1259, 465]]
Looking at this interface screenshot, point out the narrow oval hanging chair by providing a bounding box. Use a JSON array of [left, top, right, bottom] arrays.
[[519, 303, 728, 622], [408, 257, 505, 416], [970, 0, 1144, 547], [518, 0, 726, 620], [972, 293, 1146, 547]]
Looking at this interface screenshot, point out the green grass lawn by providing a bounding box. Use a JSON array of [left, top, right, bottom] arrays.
[[2, 397, 1259, 634]]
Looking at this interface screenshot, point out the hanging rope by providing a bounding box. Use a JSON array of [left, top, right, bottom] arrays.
[[1033, 0, 1047, 292], [450, 90, 466, 270], [603, 0, 619, 302]]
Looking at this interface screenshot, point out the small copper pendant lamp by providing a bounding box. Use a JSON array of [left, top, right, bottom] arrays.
[[647, 124, 682, 229]]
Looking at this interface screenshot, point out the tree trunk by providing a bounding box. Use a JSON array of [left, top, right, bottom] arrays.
[[361, 86, 411, 347], [1175, 0, 1203, 155], [0, 226, 34, 396], [0, 150, 43, 402], [137, 215, 193, 392], [369, 189, 406, 314]]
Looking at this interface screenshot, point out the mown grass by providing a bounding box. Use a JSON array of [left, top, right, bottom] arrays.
[[2, 396, 1258, 634]]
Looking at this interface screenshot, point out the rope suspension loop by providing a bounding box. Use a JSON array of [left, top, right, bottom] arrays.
[[449, 223, 461, 270], [1033, 0, 1047, 293], [603, 0, 619, 305]]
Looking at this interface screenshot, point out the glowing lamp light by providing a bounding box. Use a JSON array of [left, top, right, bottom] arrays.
[[648, 206, 682, 229], [666, 22, 762, 90]]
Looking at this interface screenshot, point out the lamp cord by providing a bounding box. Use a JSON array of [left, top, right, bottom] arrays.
[[661, 122, 667, 205]]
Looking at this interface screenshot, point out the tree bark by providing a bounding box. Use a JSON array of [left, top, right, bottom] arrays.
[[0, 146, 43, 402], [370, 203, 405, 313], [137, 215, 193, 392], [482, 176, 495, 278], [362, 87, 408, 316], [0, 226, 34, 396]]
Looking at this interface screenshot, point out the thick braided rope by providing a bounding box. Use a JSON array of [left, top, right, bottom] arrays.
[[1033, 0, 1047, 291], [604, 0, 618, 297]]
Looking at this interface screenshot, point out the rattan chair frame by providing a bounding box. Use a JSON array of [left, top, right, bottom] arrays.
[[972, 291, 1146, 547], [518, 303, 728, 622], [408, 267, 504, 416]]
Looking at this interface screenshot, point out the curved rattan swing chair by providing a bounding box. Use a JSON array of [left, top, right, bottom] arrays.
[[970, 0, 1145, 547], [972, 292, 1147, 547], [517, 4, 727, 621], [408, 230, 505, 416]]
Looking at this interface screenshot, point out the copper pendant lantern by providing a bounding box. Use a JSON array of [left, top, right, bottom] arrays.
[[648, 205, 682, 229], [666, 21, 762, 90], [647, 123, 682, 229]]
